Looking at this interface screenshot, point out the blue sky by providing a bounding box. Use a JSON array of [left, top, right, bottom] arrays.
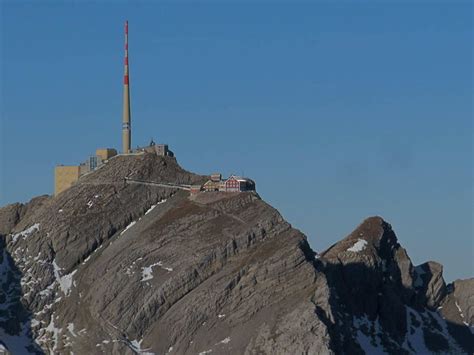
[[1, 1, 472, 281]]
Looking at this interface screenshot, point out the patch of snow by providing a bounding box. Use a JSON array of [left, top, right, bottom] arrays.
[[145, 205, 157, 215], [141, 261, 173, 281], [144, 199, 167, 216], [428, 309, 465, 352], [199, 350, 212, 355], [67, 323, 77, 337], [129, 338, 154, 354], [455, 301, 464, 317], [43, 315, 61, 352], [347, 238, 367, 253], [141, 262, 161, 281], [402, 308, 427, 353], [12, 223, 40, 243], [218, 314, 226, 319], [53, 260, 77, 296], [353, 316, 386, 355], [220, 337, 231, 344], [401, 307, 463, 354], [87, 200, 94, 208], [102, 340, 110, 344], [58, 209, 63, 213], [82, 254, 92, 265], [121, 221, 137, 236], [125, 265, 135, 276], [39, 282, 56, 297], [0, 323, 38, 355], [453, 302, 473, 333]]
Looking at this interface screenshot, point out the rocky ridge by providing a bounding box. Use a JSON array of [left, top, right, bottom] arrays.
[[0, 152, 472, 354]]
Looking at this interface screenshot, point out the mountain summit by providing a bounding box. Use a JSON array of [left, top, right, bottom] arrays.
[[0, 153, 472, 354]]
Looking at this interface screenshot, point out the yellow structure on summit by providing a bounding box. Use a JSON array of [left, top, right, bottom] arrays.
[[54, 148, 117, 196], [54, 165, 81, 196], [96, 148, 118, 161]]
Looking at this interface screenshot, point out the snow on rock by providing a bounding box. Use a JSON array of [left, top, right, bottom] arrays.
[[219, 337, 231, 344], [67, 323, 77, 337], [145, 199, 167, 216], [125, 265, 135, 276], [129, 338, 154, 354], [454, 302, 473, 333], [141, 264, 158, 281], [52, 260, 77, 296], [141, 261, 173, 281], [12, 223, 40, 243], [401, 307, 464, 354], [353, 316, 386, 355], [40, 314, 61, 353], [121, 221, 137, 236], [145, 205, 157, 216], [0, 324, 39, 355], [401, 310, 420, 353], [428, 309, 465, 351], [82, 254, 92, 265], [455, 301, 464, 317], [218, 314, 226, 319], [121, 199, 168, 238], [347, 238, 367, 253]]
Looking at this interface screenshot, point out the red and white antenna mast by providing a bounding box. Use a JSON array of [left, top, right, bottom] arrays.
[[122, 20, 131, 154]]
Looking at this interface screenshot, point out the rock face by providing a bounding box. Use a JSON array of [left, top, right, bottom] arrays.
[[0, 152, 472, 354]]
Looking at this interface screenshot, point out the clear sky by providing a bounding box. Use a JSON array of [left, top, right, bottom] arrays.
[[1, 1, 472, 281]]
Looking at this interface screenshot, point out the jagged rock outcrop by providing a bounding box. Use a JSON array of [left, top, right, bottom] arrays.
[[438, 278, 474, 353], [414, 261, 447, 309], [449, 279, 474, 325], [318, 217, 473, 354], [0, 152, 472, 354], [0, 196, 49, 236]]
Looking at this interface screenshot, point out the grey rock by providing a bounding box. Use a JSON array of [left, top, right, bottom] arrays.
[[413, 261, 447, 309], [451, 279, 474, 326], [0, 154, 472, 354]]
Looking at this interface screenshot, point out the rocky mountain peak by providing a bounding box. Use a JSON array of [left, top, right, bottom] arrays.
[[0, 155, 472, 354], [320, 216, 414, 298], [321, 216, 399, 261]]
